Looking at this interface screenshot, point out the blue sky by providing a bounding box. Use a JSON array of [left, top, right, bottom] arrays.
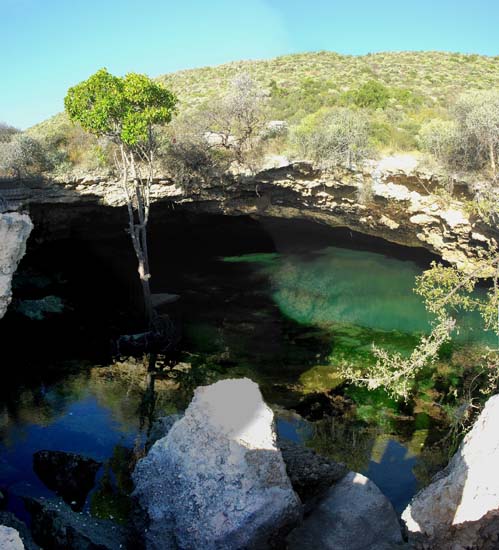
[[2, 0, 498, 128]]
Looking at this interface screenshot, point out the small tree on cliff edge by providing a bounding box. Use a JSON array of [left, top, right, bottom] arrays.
[[65, 68, 177, 326]]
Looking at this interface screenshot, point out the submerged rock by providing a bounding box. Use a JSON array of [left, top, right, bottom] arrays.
[[133, 378, 302, 549], [287, 471, 405, 550], [33, 450, 101, 511], [15, 295, 64, 320], [402, 394, 499, 549], [0, 212, 33, 319], [0, 525, 24, 550], [278, 438, 347, 511], [25, 496, 127, 550]]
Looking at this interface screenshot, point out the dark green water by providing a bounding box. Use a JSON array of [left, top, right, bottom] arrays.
[[0, 215, 493, 520]]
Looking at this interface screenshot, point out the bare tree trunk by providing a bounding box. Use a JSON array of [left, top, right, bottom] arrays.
[[119, 144, 155, 328], [490, 141, 496, 179], [137, 226, 154, 326]]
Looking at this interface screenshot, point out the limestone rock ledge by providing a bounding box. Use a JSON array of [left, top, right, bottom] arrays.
[[14, 159, 497, 272], [0, 212, 33, 319]]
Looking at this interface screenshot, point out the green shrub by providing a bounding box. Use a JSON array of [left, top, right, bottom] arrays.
[[292, 107, 370, 168], [0, 134, 50, 178]]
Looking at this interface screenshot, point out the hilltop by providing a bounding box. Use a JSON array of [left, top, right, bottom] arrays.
[[7, 50, 499, 184], [30, 51, 499, 134]]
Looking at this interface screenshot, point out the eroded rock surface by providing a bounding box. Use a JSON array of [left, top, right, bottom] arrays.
[[133, 378, 302, 550], [9, 158, 497, 273], [287, 471, 405, 550], [0, 525, 25, 550], [402, 394, 499, 549], [0, 212, 33, 319]]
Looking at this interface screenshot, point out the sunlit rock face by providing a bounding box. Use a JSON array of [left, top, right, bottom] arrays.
[[0, 212, 33, 319], [22, 159, 498, 273], [402, 394, 499, 549], [133, 378, 301, 550]]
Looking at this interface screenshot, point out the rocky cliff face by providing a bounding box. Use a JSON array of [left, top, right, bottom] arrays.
[[6, 157, 496, 271], [0, 212, 33, 319]]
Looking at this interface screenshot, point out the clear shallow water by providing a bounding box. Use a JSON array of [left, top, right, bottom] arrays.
[[225, 246, 494, 342], [0, 235, 493, 520]]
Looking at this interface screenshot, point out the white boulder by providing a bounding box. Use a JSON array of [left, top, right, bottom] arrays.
[[0, 525, 24, 549], [133, 378, 301, 549], [402, 394, 499, 548]]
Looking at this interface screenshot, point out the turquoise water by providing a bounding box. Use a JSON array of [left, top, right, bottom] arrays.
[[224, 246, 494, 343]]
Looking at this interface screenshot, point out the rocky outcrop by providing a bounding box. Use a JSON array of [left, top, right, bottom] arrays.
[[133, 378, 302, 549], [8, 156, 497, 272], [287, 471, 405, 550], [0, 212, 33, 319], [402, 394, 499, 549], [145, 414, 348, 513]]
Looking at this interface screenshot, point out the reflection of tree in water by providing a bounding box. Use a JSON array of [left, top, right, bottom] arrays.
[[304, 415, 377, 473], [412, 439, 452, 489], [0, 369, 91, 446], [89, 358, 182, 435], [90, 445, 135, 523]]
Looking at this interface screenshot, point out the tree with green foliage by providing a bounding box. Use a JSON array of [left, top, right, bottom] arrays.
[[65, 68, 177, 326]]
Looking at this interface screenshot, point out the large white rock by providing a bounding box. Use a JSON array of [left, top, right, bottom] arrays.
[[0, 212, 33, 319], [133, 378, 301, 549], [402, 394, 499, 548], [287, 472, 405, 550], [0, 525, 25, 549]]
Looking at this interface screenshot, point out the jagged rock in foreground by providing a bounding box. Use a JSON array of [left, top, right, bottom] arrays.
[[133, 378, 302, 550], [145, 413, 348, 512], [0, 212, 33, 319], [287, 471, 405, 550], [402, 394, 499, 549], [0, 525, 25, 550]]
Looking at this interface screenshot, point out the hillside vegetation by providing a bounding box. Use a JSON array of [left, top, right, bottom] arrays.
[[2, 51, 499, 181], [159, 50, 499, 117]]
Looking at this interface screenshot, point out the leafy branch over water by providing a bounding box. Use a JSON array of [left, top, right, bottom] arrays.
[[340, 251, 499, 403]]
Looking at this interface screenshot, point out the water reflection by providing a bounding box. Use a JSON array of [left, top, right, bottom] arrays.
[[0, 359, 187, 520]]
